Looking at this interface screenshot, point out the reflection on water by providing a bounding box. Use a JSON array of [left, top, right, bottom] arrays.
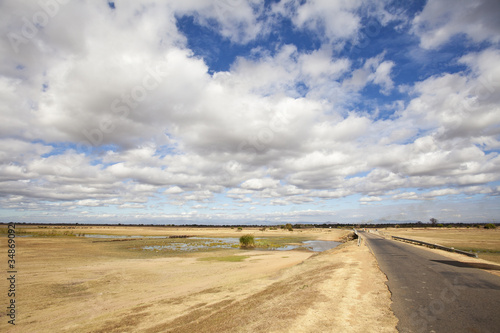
[[16, 234, 340, 252], [141, 237, 341, 252], [303, 240, 341, 252], [144, 237, 240, 252]]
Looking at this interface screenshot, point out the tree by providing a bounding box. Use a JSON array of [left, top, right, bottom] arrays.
[[430, 218, 438, 225]]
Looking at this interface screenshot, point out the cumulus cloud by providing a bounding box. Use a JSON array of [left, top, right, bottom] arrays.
[[174, 0, 267, 44], [343, 53, 395, 94], [272, 0, 403, 46], [241, 178, 279, 191], [412, 0, 500, 49], [360, 196, 383, 203], [0, 1, 499, 224], [289, 0, 362, 41]]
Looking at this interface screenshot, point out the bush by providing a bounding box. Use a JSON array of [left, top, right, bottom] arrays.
[[484, 223, 497, 229], [285, 223, 293, 231], [437, 223, 444, 227], [239, 235, 255, 248], [237, 227, 243, 231]]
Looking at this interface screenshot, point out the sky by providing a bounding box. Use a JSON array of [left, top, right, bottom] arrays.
[[1, 0, 500, 225]]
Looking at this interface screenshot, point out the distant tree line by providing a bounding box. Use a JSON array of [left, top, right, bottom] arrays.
[[1, 221, 498, 229]]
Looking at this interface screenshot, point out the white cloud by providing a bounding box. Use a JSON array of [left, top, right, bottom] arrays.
[[360, 196, 383, 202], [0, 1, 499, 224], [343, 53, 395, 94], [281, 0, 362, 41], [424, 188, 461, 198], [299, 48, 350, 80], [272, 0, 404, 46], [119, 203, 146, 209], [241, 178, 279, 191], [391, 192, 421, 201], [412, 0, 500, 49], [371, 60, 395, 94], [164, 186, 184, 195], [173, 0, 267, 44]]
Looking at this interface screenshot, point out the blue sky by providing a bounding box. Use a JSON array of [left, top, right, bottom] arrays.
[[1, 0, 500, 224]]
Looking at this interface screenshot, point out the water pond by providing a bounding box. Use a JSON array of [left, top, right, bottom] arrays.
[[141, 237, 341, 253], [302, 240, 342, 252]]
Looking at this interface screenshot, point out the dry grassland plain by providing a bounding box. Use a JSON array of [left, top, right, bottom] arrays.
[[1, 225, 397, 333]]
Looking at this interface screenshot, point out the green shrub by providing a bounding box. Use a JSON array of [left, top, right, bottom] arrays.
[[239, 235, 255, 248], [285, 223, 293, 231], [437, 223, 444, 227], [484, 223, 497, 229], [237, 227, 243, 231]]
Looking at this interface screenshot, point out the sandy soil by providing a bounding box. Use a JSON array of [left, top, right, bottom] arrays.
[[1, 227, 397, 332]]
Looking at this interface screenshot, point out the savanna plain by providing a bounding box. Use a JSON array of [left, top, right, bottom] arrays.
[[1, 225, 397, 333], [1, 225, 499, 332]]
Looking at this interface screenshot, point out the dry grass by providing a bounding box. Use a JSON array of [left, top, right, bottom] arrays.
[[198, 255, 250, 262], [0, 225, 396, 333]]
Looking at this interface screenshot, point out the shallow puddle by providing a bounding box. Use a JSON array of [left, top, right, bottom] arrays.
[[143, 237, 240, 252], [302, 240, 342, 252], [141, 237, 341, 252]]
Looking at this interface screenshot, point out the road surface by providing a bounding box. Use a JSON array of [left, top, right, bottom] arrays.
[[360, 231, 500, 333]]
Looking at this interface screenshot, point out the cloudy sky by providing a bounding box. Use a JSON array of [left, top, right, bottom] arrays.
[[1, 0, 500, 225]]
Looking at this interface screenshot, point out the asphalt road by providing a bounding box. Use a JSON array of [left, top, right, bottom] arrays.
[[360, 231, 500, 333]]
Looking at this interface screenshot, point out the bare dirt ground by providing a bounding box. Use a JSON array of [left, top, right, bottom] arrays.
[[1, 226, 397, 333]]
